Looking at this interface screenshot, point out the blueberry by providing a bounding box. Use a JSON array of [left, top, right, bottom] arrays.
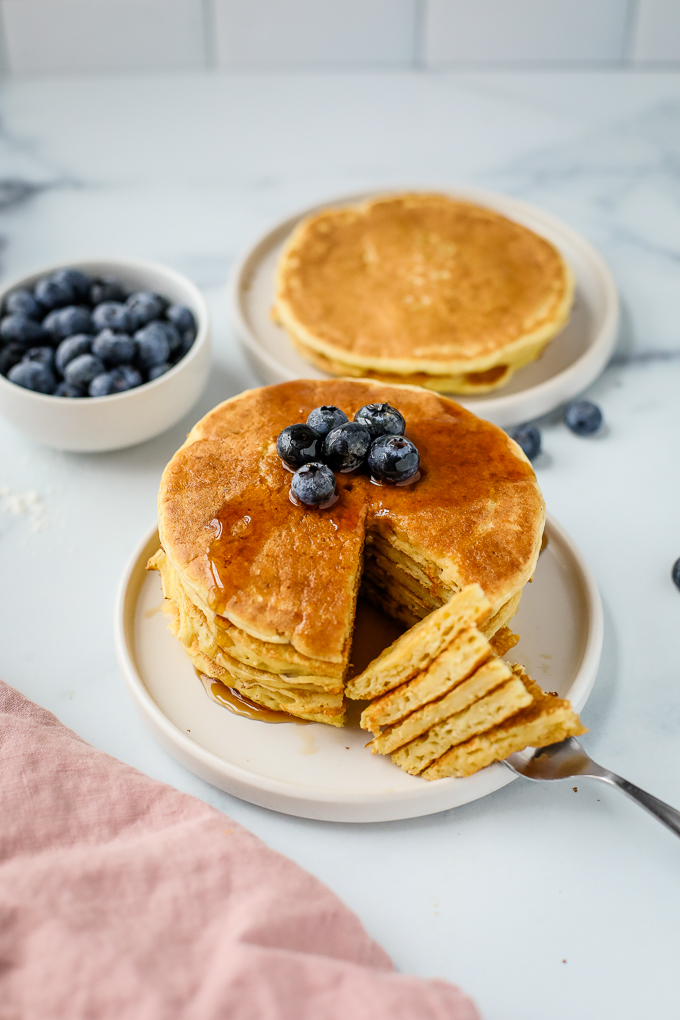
[[672, 558, 680, 592], [276, 423, 323, 469], [156, 320, 181, 354], [55, 334, 93, 375], [34, 274, 75, 310], [8, 360, 56, 394], [92, 302, 132, 333], [126, 291, 166, 329], [368, 434, 419, 484], [564, 399, 603, 437], [323, 421, 371, 472], [0, 342, 24, 377], [4, 290, 41, 318], [509, 424, 541, 462], [354, 402, 405, 440], [165, 303, 196, 340], [172, 334, 195, 363], [110, 364, 142, 391], [23, 346, 55, 370], [89, 372, 118, 397], [64, 353, 106, 389], [148, 362, 172, 381], [306, 405, 348, 438], [0, 314, 48, 348], [90, 276, 127, 306], [43, 305, 93, 341], [92, 329, 135, 366], [52, 269, 90, 300], [55, 381, 85, 398], [291, 462, 336, 506], [134, 322, 170, 369]]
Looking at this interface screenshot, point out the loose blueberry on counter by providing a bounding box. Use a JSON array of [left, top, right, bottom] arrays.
[[127, 291, 166, 329], [53, 268, 91, 300], [90, 276, 127, 306], [672, 558, 680, 592], [92, 329, 135, 366], [0, 343, 24, 377], [5, 290, 41, 318], [64, 353, 106, 389], [166, 304, 196, 341], [34, 274, 75, 310], [368, 435, 419, 484], [43, 305, 93, 341], [564, 399, 603, 436], [291, 462, 336, 506], [148, 362, 172, 381], [23, 346, 55, 370], [7, 360, 56, 394], [323, 421, 371, 472], [276, 423, 323, 469], [92, 301, 132, 334], [0, 314, 48, 348], [354, 402, 405, 440], [55, 381, 85, 398], [509, 424, 541, 462], [135, 322, 171, 368], [55, 334, 93, 375], [306, 405, 348, 438]]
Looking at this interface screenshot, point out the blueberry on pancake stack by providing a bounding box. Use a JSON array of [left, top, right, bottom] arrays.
[[149, 379, 545, 726], [274, 193, 574, 395], [348, 584, 586, 779]]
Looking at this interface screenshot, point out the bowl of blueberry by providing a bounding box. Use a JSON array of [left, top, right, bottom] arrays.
[[0, 258, 210, 451]]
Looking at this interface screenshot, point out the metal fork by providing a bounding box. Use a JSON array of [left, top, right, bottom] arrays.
[[505, 737, 680, 838]]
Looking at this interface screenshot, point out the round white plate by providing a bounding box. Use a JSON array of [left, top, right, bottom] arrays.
[[228, 188, 619, 428], [115, 515, 602, 823]]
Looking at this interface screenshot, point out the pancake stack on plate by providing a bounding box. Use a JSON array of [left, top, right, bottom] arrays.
[[349, 585, 586, 779], [149, 379, 545, 726], [274, 193, 574, 395]]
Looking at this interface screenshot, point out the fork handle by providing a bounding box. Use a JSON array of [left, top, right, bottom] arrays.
[[597, 771, 680, 838]]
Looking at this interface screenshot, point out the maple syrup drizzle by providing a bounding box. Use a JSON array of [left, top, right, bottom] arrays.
[[195, 669, 306, 724]]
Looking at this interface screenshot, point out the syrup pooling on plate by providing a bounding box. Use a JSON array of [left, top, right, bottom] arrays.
[[196, 670, 305, 723]]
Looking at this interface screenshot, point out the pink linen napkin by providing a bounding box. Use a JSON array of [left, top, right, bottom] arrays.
[[0, 680, 480, 1020]]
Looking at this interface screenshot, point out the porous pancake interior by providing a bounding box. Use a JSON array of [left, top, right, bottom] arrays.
[[155, 380, 545, 724], [275, 193, 574, 381]]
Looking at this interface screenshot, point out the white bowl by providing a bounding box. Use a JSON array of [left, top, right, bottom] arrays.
[[0, 258, 211, 452]]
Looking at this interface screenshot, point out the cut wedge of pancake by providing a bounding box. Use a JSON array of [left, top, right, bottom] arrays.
[[275, 193, 574, 394], [423, 666, 587, 780], [152, 379, 544, 725]]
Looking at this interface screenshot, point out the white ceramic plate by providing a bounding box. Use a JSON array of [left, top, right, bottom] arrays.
[[115, 515, 602, 823], [228, 188, 619, 428]]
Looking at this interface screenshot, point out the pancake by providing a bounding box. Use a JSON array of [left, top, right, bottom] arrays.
[[274, 193, 574, 394], [151, 379, 545, 724], [422, 665, 587, 780]]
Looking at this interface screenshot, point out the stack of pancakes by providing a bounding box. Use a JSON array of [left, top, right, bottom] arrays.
[[348, 585, 585, 779], [149, 379, 545, 726], [274, 193, 574, 395]]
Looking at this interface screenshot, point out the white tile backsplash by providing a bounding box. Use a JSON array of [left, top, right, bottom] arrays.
[[423, 0, 632, 64], [211, 0, 417, 68], [0, 0, 206, 75], [631, 0, 680, 61]]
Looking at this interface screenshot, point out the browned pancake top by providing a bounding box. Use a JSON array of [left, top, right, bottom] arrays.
[[158, 380, 544, 662], [275, 194, 571, 366]]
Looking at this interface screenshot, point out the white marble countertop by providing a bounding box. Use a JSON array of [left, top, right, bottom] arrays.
[[1, 69, 680, 1020]]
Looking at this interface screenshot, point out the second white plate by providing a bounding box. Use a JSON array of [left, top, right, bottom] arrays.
[[229, 187, 619, 428], [115, 515, 602, 823]]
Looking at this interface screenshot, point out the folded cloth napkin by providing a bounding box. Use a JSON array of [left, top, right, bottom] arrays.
[[0, 680, 480, 1020]]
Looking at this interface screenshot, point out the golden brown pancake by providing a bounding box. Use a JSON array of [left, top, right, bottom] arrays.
[[152, 379, 545, 723], [274, 193, 574, 394]]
